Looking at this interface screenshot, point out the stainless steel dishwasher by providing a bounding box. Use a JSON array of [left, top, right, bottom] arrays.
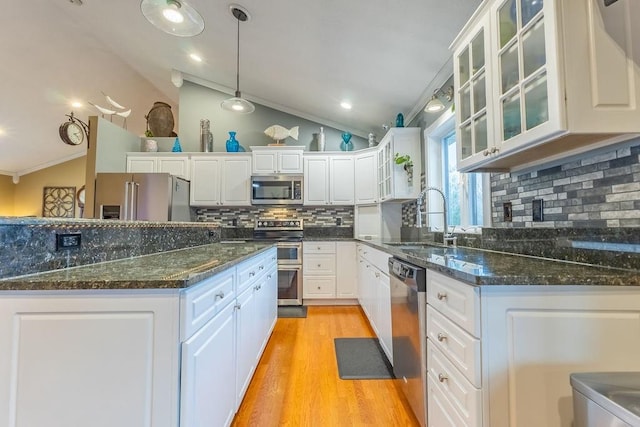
[[389, 257, 427, 427]]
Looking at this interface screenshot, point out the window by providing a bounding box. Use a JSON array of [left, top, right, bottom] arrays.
[[425, 109, 489, 231]]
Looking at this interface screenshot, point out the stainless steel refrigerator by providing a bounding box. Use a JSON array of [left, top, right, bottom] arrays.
[[94, 173, 190, 221]]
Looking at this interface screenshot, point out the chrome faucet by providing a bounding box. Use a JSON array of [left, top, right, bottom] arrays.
[[415, 187, 456, 246]]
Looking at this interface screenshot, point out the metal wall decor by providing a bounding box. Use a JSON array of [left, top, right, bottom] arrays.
[[43, 187, 76, 218]]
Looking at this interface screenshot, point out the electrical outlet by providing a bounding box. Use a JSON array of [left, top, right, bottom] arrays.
[[336, 217, 342, 226], [503, 202, 513, 222], [56, 233, 81, 250], [532, 199, 544, 222], [208, 230, 216, 237]]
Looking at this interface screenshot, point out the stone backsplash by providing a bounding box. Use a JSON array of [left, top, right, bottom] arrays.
[[401, 225, 640, 271], [0, 218, 219, 279]]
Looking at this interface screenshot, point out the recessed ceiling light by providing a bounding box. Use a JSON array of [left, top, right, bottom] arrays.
[[340, 101, 352, 110], [0, 128, 5, 136], [190, 53, 202, 62], [71, 101, 83, 108]]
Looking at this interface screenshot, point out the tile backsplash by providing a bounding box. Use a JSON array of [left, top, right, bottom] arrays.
[[491, 143, 640, 228], [195, 206, 354, 228]]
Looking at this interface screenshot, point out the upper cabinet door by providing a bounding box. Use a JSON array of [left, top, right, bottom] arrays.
[[252, 152, 277, 174], [278, 151, 303, 174], [329, 156, 355, 205], [303, 156, 329, 205], [454, 13, 494, 171]]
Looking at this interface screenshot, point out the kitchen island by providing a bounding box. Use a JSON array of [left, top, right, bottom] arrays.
[[0, 242, 277, 427]]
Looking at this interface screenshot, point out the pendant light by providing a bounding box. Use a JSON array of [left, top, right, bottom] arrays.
[[140, 0, 204, 37], [221, 6, 255, 114]]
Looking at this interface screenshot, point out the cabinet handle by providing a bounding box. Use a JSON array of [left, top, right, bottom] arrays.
[[268, 274, 272, 279], [375, 272, 380, 278], [438, 373, 448, 383], [317, 246, 321, 250], [437, 333, 447, 342], [234, 303, 241, 310], [317, 264, 322, 267], [437, 292, 447, 300], [259, 265, 264, 270], [272, 256, 276, 261], [483, 149, 490, 156], [491, 146, 499, 154], [215, 292, 225, 300], [249, 271, 255, 277]]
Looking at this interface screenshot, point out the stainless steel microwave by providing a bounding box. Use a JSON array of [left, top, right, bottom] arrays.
[[251, 175, 303, 205]]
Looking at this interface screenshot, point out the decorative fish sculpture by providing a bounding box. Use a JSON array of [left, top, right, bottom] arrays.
[[264, 125, 299, 142]]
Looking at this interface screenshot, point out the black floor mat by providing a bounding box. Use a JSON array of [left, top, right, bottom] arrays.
[[334, 338, 394, 380], [277, 305, 307, 318]]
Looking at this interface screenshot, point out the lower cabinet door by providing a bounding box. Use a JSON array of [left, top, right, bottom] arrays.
[[180, 301, 236, 427], [427, 373, 468, 427], [235, 285, 258, 407]]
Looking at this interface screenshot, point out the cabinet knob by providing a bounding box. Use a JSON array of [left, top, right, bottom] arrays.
[[317, 246, 321, 250], [215, 292, 224, 300], [249, 271, 255, 277], [234, 303, 241, 310], [483, 149, 490, 156], [268, 274, 272, 279], [437, 333, 447, 342], [491, 146, 499, 154], [317, 286, 321, 290], [259, 265, 264, 270], [375, 272, 380, 278], [317, 264, 321, 267], [438, 373, 448, 383], [437, 292, 447, 300]]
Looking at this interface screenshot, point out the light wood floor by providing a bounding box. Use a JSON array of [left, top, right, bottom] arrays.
[[232, 305, 420, 427]]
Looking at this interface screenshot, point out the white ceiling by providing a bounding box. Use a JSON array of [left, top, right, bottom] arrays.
[[0, 0, 481, 177]]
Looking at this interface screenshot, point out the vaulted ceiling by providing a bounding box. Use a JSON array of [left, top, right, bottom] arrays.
[[0, 0, 481, 176]]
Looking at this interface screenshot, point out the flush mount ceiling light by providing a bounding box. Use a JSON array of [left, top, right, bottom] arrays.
[[340, 101, 352, 110], [221, 5, 255, 114], [425, 86, 454, 113], [140, 0, 204, 37]]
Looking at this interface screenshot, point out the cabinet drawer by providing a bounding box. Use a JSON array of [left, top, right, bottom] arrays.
[[237, 253, 268, 293], [303, 277, 336, 298], [427, 269, 480, 337], [181, 267, 235, 340], [427, 341, 482, 427], [303, 254, 336, 275], [359, 244, 391, 273], [427, 305, 481, 387], [427, 373, 469, 427], [303, 242, 336, 254]]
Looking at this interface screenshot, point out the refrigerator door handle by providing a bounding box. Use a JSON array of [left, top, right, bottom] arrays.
[[123, 181, 131, 220], [131, 182, 139, 220]]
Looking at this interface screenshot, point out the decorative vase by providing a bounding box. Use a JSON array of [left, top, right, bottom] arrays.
[[226, 131, 240, 152], [144, 139, 158, 152], [340, 132, 353, 151], [395, 113, 404, 128], [172, 137, 182, 152], [146, 101, 175, 137], [404, 164, 413, 186], [317, 126, 326, 151]]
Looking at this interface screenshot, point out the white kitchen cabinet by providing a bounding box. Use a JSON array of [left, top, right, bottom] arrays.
[[180, 301, 236, 427], [303, 241, 357, 301], [127, 153, 190, 180], [303, 154, 355, 206], [426, 267, 640, 427], [251, 146, 304, 174], [0, 292, 181, 427], [190, 154, 251, 206], [336, 242, 357, 298], [453, 0, 640, 172], [235, 282, 258, 406], [354, 203, 403, 241], [376, 128, 421, 201], [356, 243, 393, 361], [354, 148, 378, 204]]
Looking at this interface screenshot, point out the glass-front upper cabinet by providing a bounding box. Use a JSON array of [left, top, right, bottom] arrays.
[[497, 0, 547, 143], [453, 12, 494, 170]]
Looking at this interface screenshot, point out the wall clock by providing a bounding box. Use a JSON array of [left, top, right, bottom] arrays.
[[59, 112, 89, 147]]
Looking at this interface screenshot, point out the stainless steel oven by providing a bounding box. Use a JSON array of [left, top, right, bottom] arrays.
[[254, 219, 304, 306]]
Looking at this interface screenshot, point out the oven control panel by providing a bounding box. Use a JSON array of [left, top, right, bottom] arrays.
[[255, 219, 303, 230]]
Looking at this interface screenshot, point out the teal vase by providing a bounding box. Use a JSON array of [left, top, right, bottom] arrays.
[[226, 131, 239, 152], [395, 113, 404, 127], [171, 137, 182, 152], [340, 132, 353, 151]]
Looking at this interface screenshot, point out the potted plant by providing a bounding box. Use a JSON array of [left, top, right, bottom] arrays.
[[394, 153, 414, 185]]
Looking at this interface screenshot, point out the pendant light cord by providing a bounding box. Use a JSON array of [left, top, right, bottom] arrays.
[[236, 16, 240, 94]]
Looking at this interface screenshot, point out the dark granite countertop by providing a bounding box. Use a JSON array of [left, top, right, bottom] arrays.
[[0, 242, 274, 291], [361, 240, 640, 287]]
